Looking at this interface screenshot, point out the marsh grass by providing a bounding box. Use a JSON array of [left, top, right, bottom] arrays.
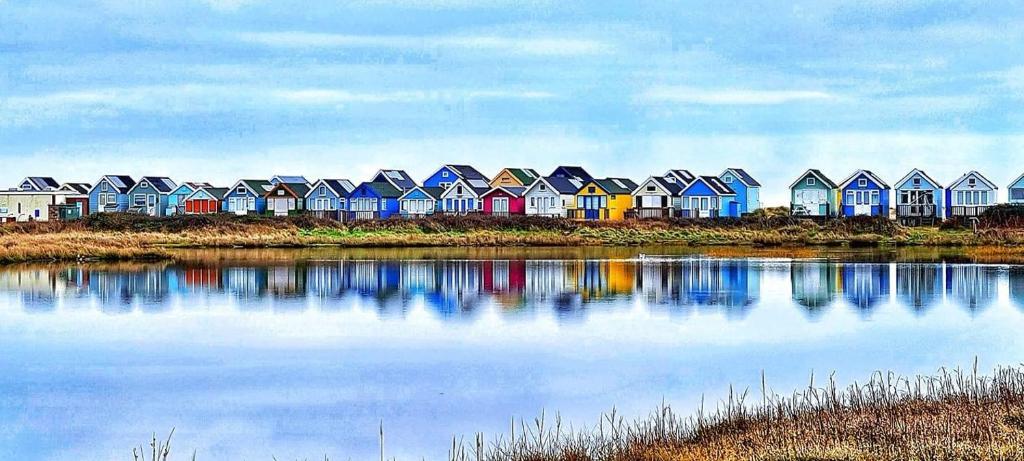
[[452, 363, 1024, 461], [4, 214, 1024, 264]]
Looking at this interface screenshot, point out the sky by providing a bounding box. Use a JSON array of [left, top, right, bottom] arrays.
[[2, 0, 1024, 205]]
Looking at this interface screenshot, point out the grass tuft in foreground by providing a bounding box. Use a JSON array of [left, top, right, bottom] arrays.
[[452, 363, 1024, 461]]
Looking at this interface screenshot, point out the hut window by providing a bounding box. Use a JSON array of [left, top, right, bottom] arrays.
[[102, 182, 109, 192], [530, 197, 536, 207], [320, 186, 326, 196], [588, 187, 596, 193], [1012, 189, 1024, 200], [871, 191, 879, 205], [913, 177, 921, 186], [442, 171, 449, 178], [134, 195, 146, 206], [646, 185, 657, 192], [723, 176, 733, 183], [539, 184, 546, 191], [277, 190, 285, 196], [968, 178, 977, 187], [981, 191, 989, 205], [456, 185, 464, 194], [858, 178, 867, 187], [237, 186, 246, 194], [806, 178, 816, 186], [21, 182, 32, 190]]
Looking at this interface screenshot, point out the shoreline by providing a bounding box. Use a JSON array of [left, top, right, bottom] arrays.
[[2, 213, 1024, 264]]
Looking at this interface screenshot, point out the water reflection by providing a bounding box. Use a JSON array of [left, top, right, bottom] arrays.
[[1, 257, 1021, 320]]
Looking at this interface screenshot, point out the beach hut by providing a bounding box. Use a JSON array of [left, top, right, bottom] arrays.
[[719, 168, 761, 215], [523, 176, 583, 218], [946, 171, 998, 220], [789, 169, 839, 217], [88, 175, 136, 214], [482, 186, 527, 216], [894, 169, 944, 225]]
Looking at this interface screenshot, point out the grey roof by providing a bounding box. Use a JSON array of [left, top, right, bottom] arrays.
[[650, 176, 684, 195], [310, 179, 356, 198], [839, 170, 890, 189], [550, 166, 594, 182], [486, 186, 528, 197], [447, 165, 490, 182], [200, 187, 229, 200], [61, 183, 92, 194], [22, 177, 60, 190], [534, 176, 583, 195], [421, 186, 446, 199], [137, 176, 177, 193], [725, 168, 761, 187], [701, 176, 736, 195], [594, 178, 638, 194], [184, 182, 214, 190], [373, 170, 417, 191], [665, 169, 697, 185], [271, 175, 310, 185], [98, 175, 136, 193]]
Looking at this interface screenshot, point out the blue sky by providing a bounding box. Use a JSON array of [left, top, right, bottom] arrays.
[[2, 0, 1024, 205]]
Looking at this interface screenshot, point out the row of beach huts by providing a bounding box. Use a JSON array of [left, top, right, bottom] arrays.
[[2, 166, 1024, 225]]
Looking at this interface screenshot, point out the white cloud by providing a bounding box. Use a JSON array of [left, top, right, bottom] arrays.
[[0, 85, 556, 126], [234, 31, 613, 56], [636, 87, 837, 105]]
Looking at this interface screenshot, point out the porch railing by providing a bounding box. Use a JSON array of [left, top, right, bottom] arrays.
[[625, 208, 677, 219], [347, 211, 381, 221], [566, 208, 610, 220], [488, 211, 512, 218], [896, 204, 937, 218], [950, 205, 992, 218], [309, 210, 346, 221], [790, 203, 831, 217], [678, 208, 719, 219]]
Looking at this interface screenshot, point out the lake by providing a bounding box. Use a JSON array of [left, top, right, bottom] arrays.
[[3, 247, 1024, 460]]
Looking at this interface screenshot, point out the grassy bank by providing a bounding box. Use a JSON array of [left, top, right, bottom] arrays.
[[3, 213, 1024, 264], [139, 364, 1024, 461]]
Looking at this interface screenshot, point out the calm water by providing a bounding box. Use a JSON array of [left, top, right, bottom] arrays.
[[3, 247, 1024, 460]]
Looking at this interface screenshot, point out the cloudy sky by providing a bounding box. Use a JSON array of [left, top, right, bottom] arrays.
[[2, 0, 1024, 205]]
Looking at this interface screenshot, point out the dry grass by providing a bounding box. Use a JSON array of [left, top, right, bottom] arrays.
[[453, 364, 1024, 461], [3, 213, 1024, 264]]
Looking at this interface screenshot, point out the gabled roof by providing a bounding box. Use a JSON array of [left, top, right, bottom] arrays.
[[90, 175, 136, 194], [664, 169, 697, 185], [722, 168, 761, 187], [186, 187, 229, 201], [265, 182, 311, 198], [789, 169, 838, 189], [483, 186, 528, 198], [838, 170, 890, 190], [948, 170, 998, 190], [894, 169, 943, 190], [501, 168, 541, 185], [445, 165, 490, 182], [372, 169, 417, 191], [1010, 172, 1024, 189], [682, 176, 736, 196], [134, 176, 177, 193], [20, 177, 60, 190], [591, 178, 638, 195], [399, 186, 446, 201], [525, 176, 584, 196], [184, 182, 214, 190], [230, 179, 274, 196], [271, 175, 310, 185], [60, 183, 92, 194], [549, 166, 594, 183], [306, 179, 356, 198], [633, 176, 683, 196], [360, 181, 404, 198], [441, 178, 491, 197]]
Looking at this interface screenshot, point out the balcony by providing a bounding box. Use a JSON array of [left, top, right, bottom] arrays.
[[566, 208, 610, 220], [309, 210, 346, 221], [950, 205, 992, 218], [347, 211, 380, 221], [678, 208, 719, 219], [625, 208, 677, 219], [896, 204, 937, 218]]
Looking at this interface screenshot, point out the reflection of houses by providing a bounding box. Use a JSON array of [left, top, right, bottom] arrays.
[[428, 261, 483, 316], [307, 262, 348, 301], [791, 262, 839, 314], [0, 269, 59, 311], [89, 271, 134, 312], [568, 260, 635, 302], [1010, 269, 1024, 310], [482, 260, 527, 308], [347, 261, 402, 306], [841, 263, 890, 313], [267, 265, 307, 299], [170, 265, 223, 294], [524, 260, 577, 305], [669, 259, 760, 316], [896, 264, 942, 313], [124, 268, 171, 310], [223, 267, 269, 304], [946, 265, 998, 313]]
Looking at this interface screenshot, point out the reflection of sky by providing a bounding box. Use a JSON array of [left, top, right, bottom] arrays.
[[1, 260, 1024, 460]]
